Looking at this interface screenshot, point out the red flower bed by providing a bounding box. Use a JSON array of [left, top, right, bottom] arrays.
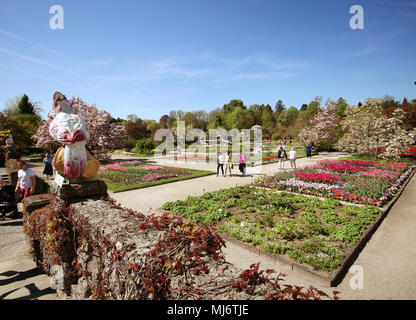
[[321, 164, 362, 172], [294, 172, 344, 182]]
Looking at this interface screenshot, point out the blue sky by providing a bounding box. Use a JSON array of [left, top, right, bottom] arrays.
[[0, 0, 415, 120]]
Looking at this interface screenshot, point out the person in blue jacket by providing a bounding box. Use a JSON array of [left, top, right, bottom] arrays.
[[43, 152, 54, 179], [306, 142, 312, 158]]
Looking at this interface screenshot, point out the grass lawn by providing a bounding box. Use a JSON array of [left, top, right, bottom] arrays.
[[98, 161, 214, 192], [162, 185, 382, 272]]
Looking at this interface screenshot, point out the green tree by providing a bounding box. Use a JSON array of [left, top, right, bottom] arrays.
[[207, 108, 223, 129], [261, 106, 275, 138], [183, 112, 198, 129], [274, 99, 286, 121], [336, 97, 348, 118], [279, 107, 299, 127], [0, 112, 37, 154], [225, 106, 254, 130], [2, 96, 21, 116], [223, 99, 246, 114], [17, 94, 36, 115]]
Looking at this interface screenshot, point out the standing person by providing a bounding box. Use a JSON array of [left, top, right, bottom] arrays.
[[277, 146, 287, 170], [15, 160, 36, 200], [225, 151, 233, 177], [306, 142, 312, 158], [239, 152, 246, 176], [216, 151, 224, 177], [288, 147, 297, 169], [43, 152, 54, 180]]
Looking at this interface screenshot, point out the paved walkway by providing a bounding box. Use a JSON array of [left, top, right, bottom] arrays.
[[1, 152, 415, 299], [109, 152, 341, 214]]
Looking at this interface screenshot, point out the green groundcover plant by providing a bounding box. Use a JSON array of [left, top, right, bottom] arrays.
[[162, 186, 382, 272]]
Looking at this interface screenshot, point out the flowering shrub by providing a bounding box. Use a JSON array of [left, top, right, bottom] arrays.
[[33, 97, 126, 161], [255, 159, 413, 206]]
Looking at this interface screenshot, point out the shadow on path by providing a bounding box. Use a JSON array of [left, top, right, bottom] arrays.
[[0, 283, 55, 300], [0, 267, 43, 287], [0, 267, 55, 300]]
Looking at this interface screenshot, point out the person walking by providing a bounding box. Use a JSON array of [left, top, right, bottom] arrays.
[[277, 146, 287, 170], [306, 142, 312, 158], [216, 151, 225, 177], [288, 147, 297, 169], [15, 160, 36, 200], [43, 152, 54, 180], [225, 151, 233, 177]]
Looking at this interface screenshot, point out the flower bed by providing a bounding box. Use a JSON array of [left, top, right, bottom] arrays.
[[162, 186, 382, 272], [255, 159, 414, 206], [98, 161, 213, 192]]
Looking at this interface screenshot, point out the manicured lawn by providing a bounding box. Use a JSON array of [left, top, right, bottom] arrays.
[[255, 159, 414, 206], [162, 185, 382, 272], [98, 161, 214, 192]]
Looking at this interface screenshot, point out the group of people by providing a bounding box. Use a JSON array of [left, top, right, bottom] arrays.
[[277, 146, 298, 170], [277, 142, 314, 169], [279, 138, 292, 145], [215, 141, 313, 176], [216, 151, 247, 177]]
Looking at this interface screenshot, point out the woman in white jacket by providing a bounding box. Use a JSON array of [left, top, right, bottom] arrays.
[[288, 147, 297, 169]]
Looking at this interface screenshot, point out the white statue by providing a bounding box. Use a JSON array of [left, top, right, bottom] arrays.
[[49, 92, 98, 179]]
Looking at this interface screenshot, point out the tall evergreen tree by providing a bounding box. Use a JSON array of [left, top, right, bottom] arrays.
[[17, 94, 36, 115]]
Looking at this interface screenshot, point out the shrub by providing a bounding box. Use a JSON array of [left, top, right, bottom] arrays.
[[123, 137, 137, 151], [134, 138, 155, 154], [272, 133, 281, 141]]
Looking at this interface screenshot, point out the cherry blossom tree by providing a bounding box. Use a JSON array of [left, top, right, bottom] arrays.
[[33, 97, 126, 160], [298, 99, 342, 151]]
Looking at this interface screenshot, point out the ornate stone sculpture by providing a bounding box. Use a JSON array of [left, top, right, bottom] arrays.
[[49, 92, 99, 179]]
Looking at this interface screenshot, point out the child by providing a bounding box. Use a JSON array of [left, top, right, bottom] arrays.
[[43, 152, 54, 180]]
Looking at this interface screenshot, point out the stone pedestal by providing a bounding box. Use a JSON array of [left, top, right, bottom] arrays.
[[22, 194, 57, 217], [50, 180, 107, 201]]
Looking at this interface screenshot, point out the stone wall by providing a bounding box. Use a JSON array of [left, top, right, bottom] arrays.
[[23, 196, 336, 300]]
